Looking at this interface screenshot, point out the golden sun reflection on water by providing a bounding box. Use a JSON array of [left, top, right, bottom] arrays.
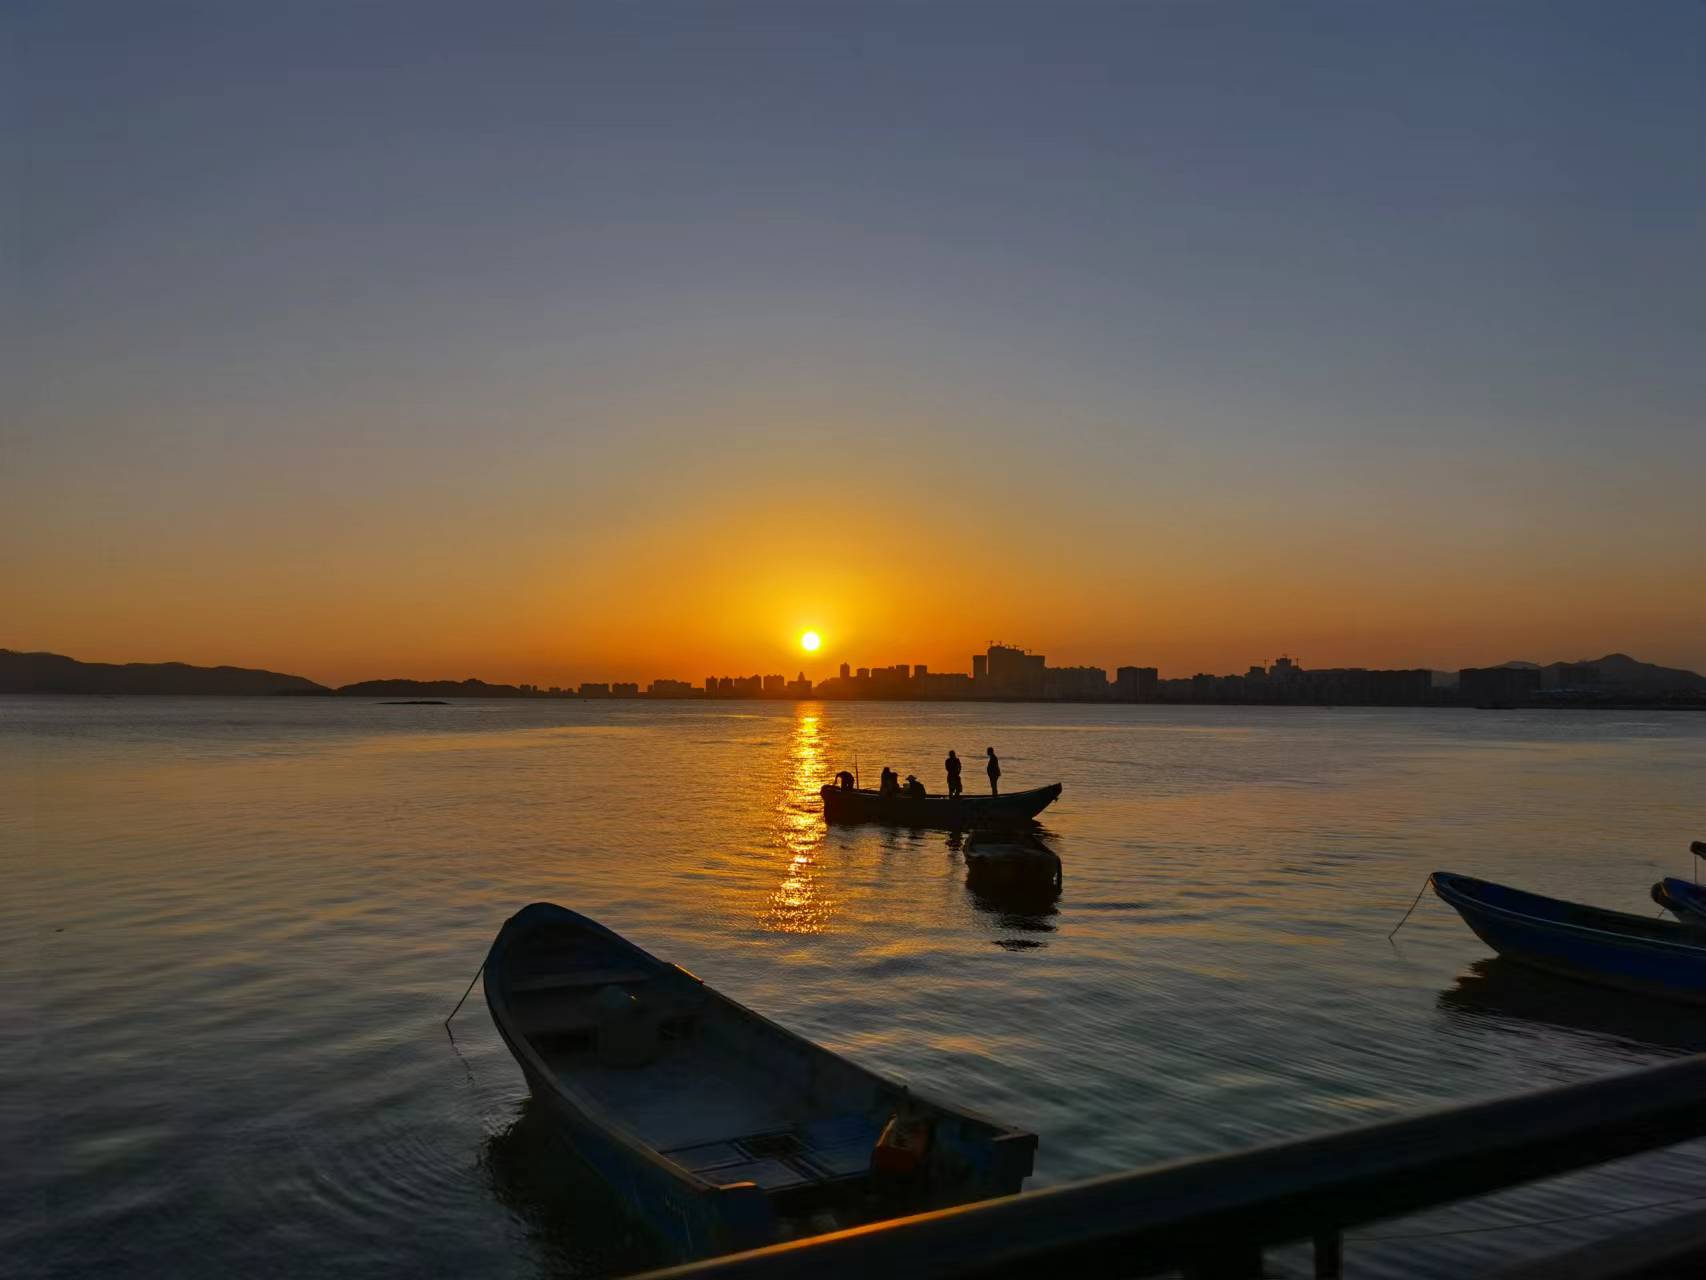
[[762, 706, 835, 934]]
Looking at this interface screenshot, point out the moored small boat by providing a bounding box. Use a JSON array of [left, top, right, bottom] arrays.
[[964, 831, 1062, 888], [819, 782, 1061, 829], [483, 904, 1037, 1262], [1652, 877, 1706, 925], [1432, 871, 1706, 1003]]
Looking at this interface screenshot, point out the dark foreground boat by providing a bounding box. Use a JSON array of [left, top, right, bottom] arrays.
[[820, 782, 1061, 828], [1432, 871, 1706, 1003], [1653, 877, 1706, 925], [483, 904, 1037, 1262], [964, 831, 1063, 889]]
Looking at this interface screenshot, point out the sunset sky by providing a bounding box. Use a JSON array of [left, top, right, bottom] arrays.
[[11, 3, 1704, 686]]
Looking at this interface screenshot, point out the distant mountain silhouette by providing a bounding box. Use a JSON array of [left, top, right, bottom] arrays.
[[0, 649, 329, 695], [337, 678, 528, 698], [1499, 653, 1706, 691]]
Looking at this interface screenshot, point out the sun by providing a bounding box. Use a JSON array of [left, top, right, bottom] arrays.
[[800, 631, 821, 652]]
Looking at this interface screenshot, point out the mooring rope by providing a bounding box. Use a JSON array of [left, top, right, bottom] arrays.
[[1388, 875, 1434, 940], [444, 959, 484, 1027]]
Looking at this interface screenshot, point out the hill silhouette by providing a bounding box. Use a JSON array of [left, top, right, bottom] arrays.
[[336, 678, 528, 698], [1501, 653, 1706, 691], [0, 649, 329, 695]]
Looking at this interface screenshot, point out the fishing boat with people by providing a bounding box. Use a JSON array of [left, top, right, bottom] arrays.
[[820, 781, 1061, 829], [481, 903, 1037, 1262], [1432, 871, 1706, 1004]]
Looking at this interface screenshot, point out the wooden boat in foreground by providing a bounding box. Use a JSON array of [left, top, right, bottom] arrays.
[[1652, 877, 1706, 925], [483, 903, 1037, 1262], [820, 782, 1061, 828], [1432, 871, 1706, 1004]]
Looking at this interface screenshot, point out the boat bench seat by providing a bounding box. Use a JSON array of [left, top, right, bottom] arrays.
[[508, 967, 653, 993], [515, 989, 704, 1044], [662, 1113, 881, 1189]]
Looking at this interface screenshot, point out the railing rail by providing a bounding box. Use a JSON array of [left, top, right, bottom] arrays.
[[635, 1052, 1706, 1279]]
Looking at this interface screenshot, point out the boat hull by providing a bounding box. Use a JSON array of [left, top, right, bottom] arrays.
[[821, 783, 1061, 829], [1433, 872, 1706, 1004]]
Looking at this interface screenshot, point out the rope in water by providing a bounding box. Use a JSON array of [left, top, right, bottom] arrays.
[[444, 960, 484, 1026], [1388, 874, 1434, 939], [1348, 1191, 1706, 1241]]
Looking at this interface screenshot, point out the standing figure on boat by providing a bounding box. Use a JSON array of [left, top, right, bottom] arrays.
[[879, 766, 900, 796], [904, 774, 926, 799], [985, 747, 1001, 795], [944, 749, 962, 797]]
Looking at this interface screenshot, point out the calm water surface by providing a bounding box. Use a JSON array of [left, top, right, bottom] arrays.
[[7, 698, 1706, 1277]]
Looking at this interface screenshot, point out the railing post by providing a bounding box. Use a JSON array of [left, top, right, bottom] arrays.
[[1313, 1231, 1342, 1278]]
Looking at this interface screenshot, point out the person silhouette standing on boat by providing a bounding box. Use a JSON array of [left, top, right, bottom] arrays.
[[879, 766, 900, 797], [944, 749, 963, 797], [985, 747, 1001, 795]]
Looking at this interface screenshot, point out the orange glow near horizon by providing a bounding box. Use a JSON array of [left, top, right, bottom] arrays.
[[10, 403, 1706, 687]]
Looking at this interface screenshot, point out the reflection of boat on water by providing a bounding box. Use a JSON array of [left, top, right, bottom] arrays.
[[967, 881, 1060, 948], [820, 782, 1062, 829], [964, 830, 1062, 890], [483, 903, 1036, 1262], [1439, 958, 1706, 1053], [1432, 871, 1706, 1004]]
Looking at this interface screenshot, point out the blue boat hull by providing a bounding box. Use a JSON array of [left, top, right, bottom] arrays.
[[1433, 872, 1706, 1004]]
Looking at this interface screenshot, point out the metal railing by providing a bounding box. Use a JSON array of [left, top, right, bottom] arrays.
[[635, 1052, 1706, 1279]]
